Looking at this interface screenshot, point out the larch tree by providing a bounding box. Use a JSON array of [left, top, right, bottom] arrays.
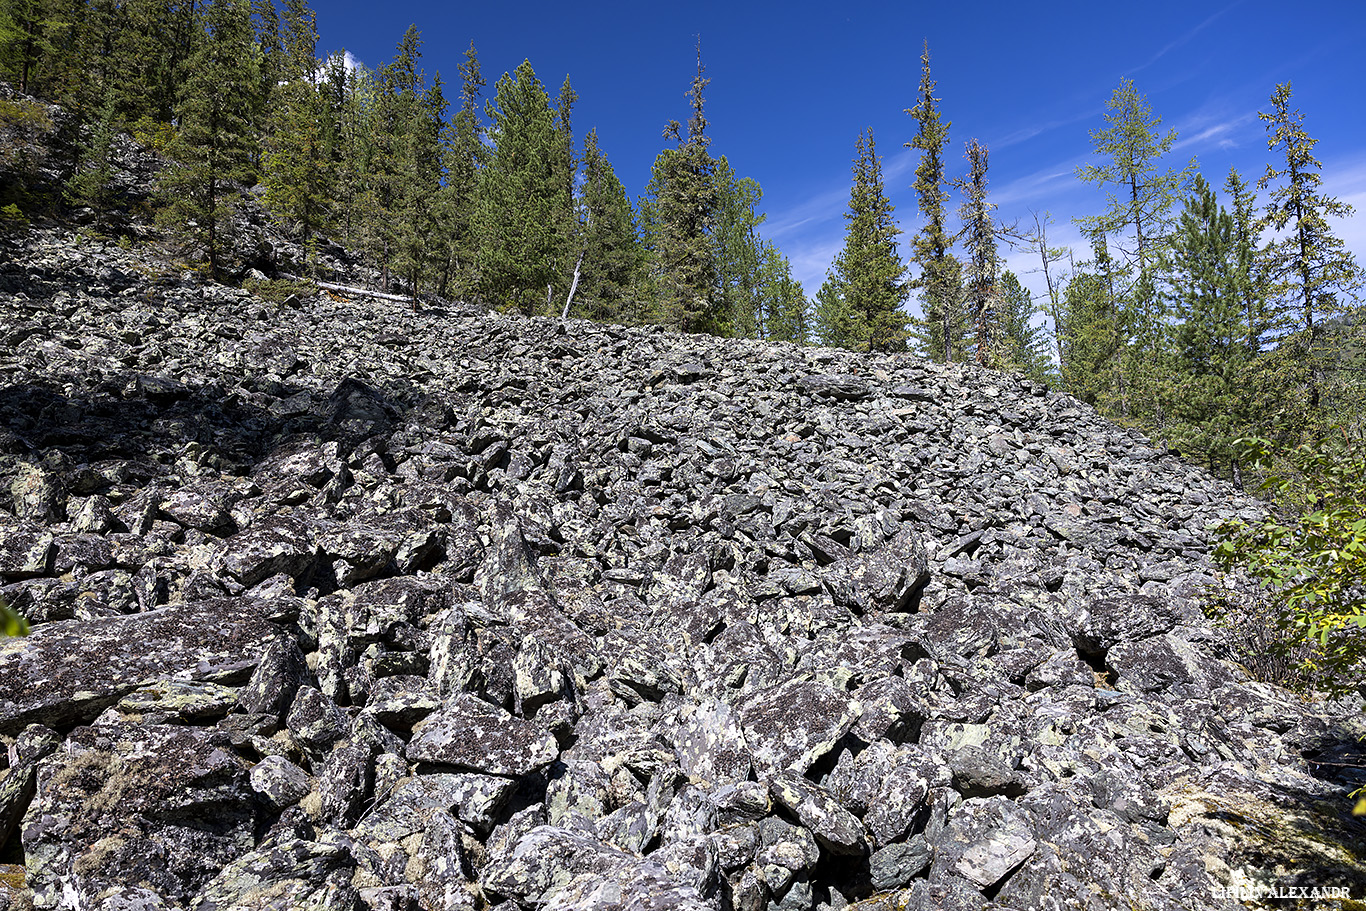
[[906, 40, 963, 363], [996, 270, 1051, 382], [158, 0, 259, 279], [1075, 78, 1193, 425]]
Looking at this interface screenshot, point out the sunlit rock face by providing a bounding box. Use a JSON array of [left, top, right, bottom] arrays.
[[1, 223, 1363, 911]]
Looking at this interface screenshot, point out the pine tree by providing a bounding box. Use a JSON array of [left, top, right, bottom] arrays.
[[1256, 81, 1363, 421], [645, 45, 720, 333], [1059, 235, 1126, 408], [905, 40, 963, 363], [158, 0, 259, 279], [824, 128, 909, 353], [956, 139, 999, 366], [474, 58, 568, 313], [575, 127, 643, 322]]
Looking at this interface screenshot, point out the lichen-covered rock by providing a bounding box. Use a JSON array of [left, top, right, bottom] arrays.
[[739, 680, 859, 776], [0, 598, 284, 734], [221, 514, 317, 588], [0, 723, 60, 854], [23, 723, 262, 909], [930, 795, 1037, 891], [248, 755, 312, 811], [407, 693, 559, 777], [768, 771, 867, 855]]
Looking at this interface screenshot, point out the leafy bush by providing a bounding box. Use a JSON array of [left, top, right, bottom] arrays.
[[1213, 434, 1366, 693], [1, 596, 27, 637]]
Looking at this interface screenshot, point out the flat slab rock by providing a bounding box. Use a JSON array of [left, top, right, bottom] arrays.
[[407, 692, 559, 777], [0, 597, 285, 734]]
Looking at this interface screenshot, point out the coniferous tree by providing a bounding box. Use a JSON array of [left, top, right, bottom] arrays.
[[757, 244, 810, 344], [645, 45, 720, 333], [956, 138, 998, 366], [434, 40, 486, 300], [996, 270, 1052, 382], [905, 40, 963, 362], [575, 126, 643, 322], [814, 279, 859, 349], [822, 128, 909, 352], [712, 156, 765, 337], [261, 0, 334, 250], [1076, 78, 1193, 425], [158, 0, 259, 279], [1162, 174, 1253, 471], [1256, 81, 1363, 422], [474, 58, 567, 313], [1059, 235, 1126, 408]]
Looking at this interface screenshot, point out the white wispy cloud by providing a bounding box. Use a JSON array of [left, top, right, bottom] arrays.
[[1125, 2, 1244, 75]]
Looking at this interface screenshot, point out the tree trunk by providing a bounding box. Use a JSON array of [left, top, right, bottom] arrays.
[[561, 252, 583, 319]]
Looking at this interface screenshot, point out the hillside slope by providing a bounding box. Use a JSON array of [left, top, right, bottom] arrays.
[[0, 225, 1363, 911]]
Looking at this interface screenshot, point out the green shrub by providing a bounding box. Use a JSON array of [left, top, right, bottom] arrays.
[[1213, 434, 1366, 693], [1, 596, 27, 637], [243, 276, 318, 304]]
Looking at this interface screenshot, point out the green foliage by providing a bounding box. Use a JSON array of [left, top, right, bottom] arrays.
[[821, 128, 908, 353], [905, 40, 964, 363], [956, 138, 998, 366], [242, 275, 316, 303], [995, 270, 1052, 382], [1214, 434, 1366, 692], [1257, 81, 1363, 419], [574, 127, 643, 322], [1, 596, 27, 636], [156, 0, 260, 279], [643, 47, 721, 334], [473, 58, 568, 314]]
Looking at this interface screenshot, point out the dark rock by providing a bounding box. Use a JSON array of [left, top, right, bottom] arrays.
[[407, 693, 559, 777], [0, 598, 284, 734]]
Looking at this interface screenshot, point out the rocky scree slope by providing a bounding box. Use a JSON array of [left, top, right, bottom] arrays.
[[0, 226, 1363, 911]]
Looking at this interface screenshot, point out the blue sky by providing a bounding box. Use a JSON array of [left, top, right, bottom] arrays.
[[312, 0, 1366, 309]]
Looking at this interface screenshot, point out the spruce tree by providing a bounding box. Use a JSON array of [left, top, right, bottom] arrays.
[[956, 139, 998, 366], [474, 58, 568, 313], [824, 128, 909, 353], [645, 46, 720, 333], [905, 40, 963, 362], [260, 0, 334, 249], [712, 156, 766, 337], [158, 0, 259, 279], [1256, 81, 1363, 421], [575, 127, 643, 322], [434, 40, 486, 300]]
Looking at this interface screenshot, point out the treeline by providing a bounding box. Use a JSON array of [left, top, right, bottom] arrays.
[[0, 0, 810, 338], [819, 42, 1363, 480]]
